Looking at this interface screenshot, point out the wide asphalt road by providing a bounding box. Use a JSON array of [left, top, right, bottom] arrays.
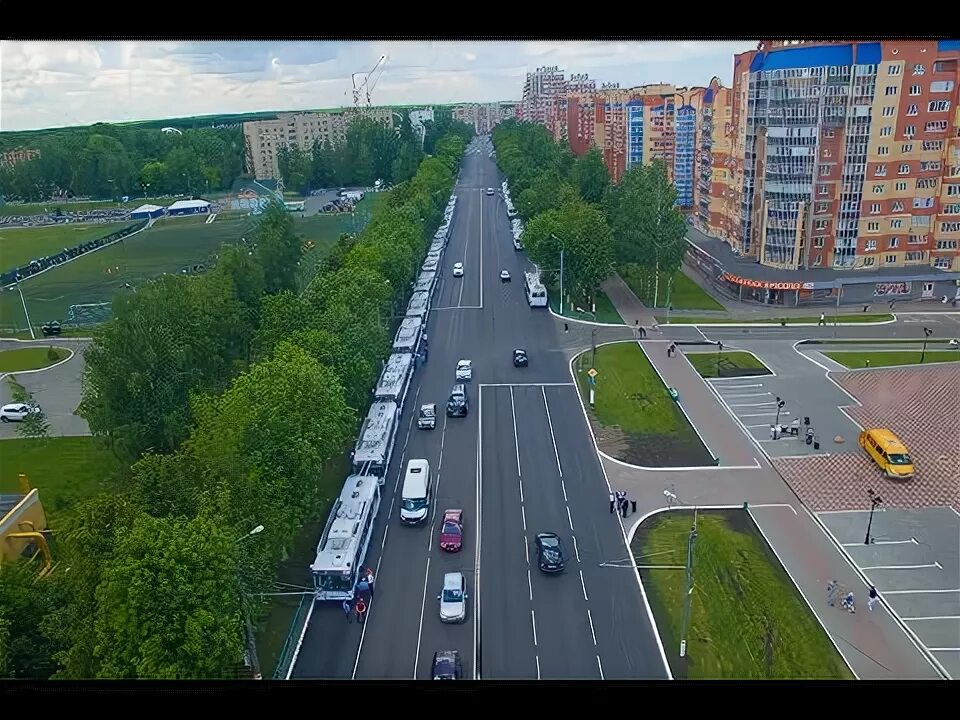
[[291, 140, 668, 680]]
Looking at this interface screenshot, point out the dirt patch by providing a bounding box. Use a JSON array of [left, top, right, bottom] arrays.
[[585, 403, 715, 467]]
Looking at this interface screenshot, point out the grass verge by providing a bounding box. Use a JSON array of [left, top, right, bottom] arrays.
[[619, 265, 725, 311], [633, 509, 854, 679], [660, 314, 894, 325], [0, 436, 121, 524], [547, 285, 624, 324], [0, 222, 137, 271], [574, 342, 713, 467], [824, 350, 960, 369], [686, 351, 771, 379], [0, 346, 70, 373], [255, 455, 349, 678]]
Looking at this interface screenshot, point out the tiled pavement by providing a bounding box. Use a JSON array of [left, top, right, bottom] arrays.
[[773, 365, 960, 512]]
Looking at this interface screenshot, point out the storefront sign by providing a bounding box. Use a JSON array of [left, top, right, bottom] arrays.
[[720, 272, 809, 291], [873, 281, 910, 296]]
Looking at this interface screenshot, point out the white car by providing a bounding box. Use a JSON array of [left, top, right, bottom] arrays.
[[500, 269, 511, 282], [452, 262, 464, 278], [438, 571, 468, 623], [485, 188, 495, 196], [1, 403, 41, 422], [455, 359, 472, 382]]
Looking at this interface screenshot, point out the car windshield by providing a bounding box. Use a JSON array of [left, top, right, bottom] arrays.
[[421, 407, 435, 418], [887, 453, 912, 465], [442, 588, 463, 603], [442, 522, 460, 536], [402, 498, 428, 511]]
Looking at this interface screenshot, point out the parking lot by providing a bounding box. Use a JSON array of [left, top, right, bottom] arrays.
[[817, 506, 960, 679]]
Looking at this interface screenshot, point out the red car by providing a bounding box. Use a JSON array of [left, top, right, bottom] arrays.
[[439, 509, 463, 552]]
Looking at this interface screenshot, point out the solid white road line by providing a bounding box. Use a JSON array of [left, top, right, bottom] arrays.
[[884, 588, 960, 595], [902, 615, 960, 621], [412, 556, 431, 679], [843, 538, 917, 547], [730, 401, 777, 407], [541, 386, 563, 477], [510, 387, 521, 477], [472, 384, 483, 680], [861, 562, 942, 570]]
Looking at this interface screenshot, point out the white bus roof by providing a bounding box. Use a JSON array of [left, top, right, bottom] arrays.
[[393, 316, 422, 352], [354, 400, 399, 465], [375, 353, 413, 400], [311, 474, 379, 573], [406, 291, 430, 317], [525, 271, 546, 290], [414, 272, 436, 294]]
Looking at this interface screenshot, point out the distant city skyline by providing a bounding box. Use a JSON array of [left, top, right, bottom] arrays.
[[0, 40, 756, 132]]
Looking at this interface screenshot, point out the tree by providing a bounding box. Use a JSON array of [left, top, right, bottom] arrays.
[[129, 450, 205, 519], [15, 410, 50, 441], [516, 170, 578, 219], [277, 145, 312, 195], [92, 512, 245, 679], [0, 562, 67, 678], [524, 198, 615, 303], [254, 201, 301, 295], [571, 147, 610, 204]]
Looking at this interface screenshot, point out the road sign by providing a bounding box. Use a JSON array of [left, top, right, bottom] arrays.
[[587, 368, 598, 378]]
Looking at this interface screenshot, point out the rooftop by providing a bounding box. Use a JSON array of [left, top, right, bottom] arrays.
[[132, 204, 164, 213], [167, 199, 211, 211]]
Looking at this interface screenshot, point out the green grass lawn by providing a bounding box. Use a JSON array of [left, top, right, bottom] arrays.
[[0, 197, 175, 218], [0, 346, 70, 373], [255, 456, 349, 678], [0, 436, 121, 524], [661, 313, 894, 325], [686, 351, 771, 379], [825, 350, 960, 369], [620, 265, 725, 311], [633, 510, 853, 680], [548, 286, 624, 324], [0, 222, 136, 271], [0, 208, 357, 331]]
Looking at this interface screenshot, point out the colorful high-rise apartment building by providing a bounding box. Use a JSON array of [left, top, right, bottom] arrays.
[[697, 77, 737, 240], [721, 39, 960, 273]]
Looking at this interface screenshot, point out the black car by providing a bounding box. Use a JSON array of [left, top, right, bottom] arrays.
[[446, 384, 469, 418], [513, 348, 528, 367], [432, 650, 463, 680], [535, 532, 566, 573]]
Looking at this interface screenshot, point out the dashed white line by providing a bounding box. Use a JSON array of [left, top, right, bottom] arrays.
[[531, 609, 538, 646], [884, 588, 960, 595], [535, 655, 541, 679], [566, 506, 575, 531], [541, 386, 563, 477], [579, 570, 589, 601], [902, 615, 960, 621], [572, 534, 581, 563], [524, 536, 529, 565], [842, 537, 917, 546], [862, 562, 942, 570], [586, 609, 598, 645], [596, 655, 604, 679], [510, 386, 521, 477], [521, 504, 527, 531], [527, 569, 533, 601]]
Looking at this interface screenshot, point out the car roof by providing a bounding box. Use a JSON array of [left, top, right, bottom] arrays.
[[458, 359, 471, 365], [435, 649, 460, 661], [443, 508, 462, 521], [537, 532, 560, 540], [514, 348, 526, 353], [443, 572, 463, 589]]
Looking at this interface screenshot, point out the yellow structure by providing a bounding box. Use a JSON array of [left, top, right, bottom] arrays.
[[1, 474, 53, 576]]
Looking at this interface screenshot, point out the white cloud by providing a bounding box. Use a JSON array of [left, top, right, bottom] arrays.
[[0, 40, 755, 131]]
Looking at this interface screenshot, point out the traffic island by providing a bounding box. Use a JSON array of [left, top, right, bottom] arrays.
[[574, 342, 713, 467], [632, 508, 853, 680], [0, 346, 70, 373], [685, 350, 772, 379], [825, 350, 960, 369]]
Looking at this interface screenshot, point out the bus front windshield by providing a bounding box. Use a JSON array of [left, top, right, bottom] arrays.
[[316, 570, 354, 593]]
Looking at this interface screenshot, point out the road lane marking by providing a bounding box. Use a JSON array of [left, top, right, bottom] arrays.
[[427, 415, 449, 550], [730, 402, 778, 407], [843, 538, 917, 547], [723, 392, 772, 398], [861, 562, 942, 570], [413, 556, 431, 679], [536, 655, 541, 679], [579, 570, 589, 601], [541, 386, 563, 477], [531, 609, 538, 646], [572, 535, 581, 563], [560, 478, 568, 502], [527, 569, 533, 601], [566, 506, 575, 531], [586, 609, 598, 645], [480, 382, 575, 388], [473, 382, 483, 680], [510, 386, 521, 477], [929, 648, 960, 651], [521, 504, 527, 531], [902, 615, 960, 621], [596, 655, 604, 680], [524, 536, 529, 565], [884, 588, 960, 595]]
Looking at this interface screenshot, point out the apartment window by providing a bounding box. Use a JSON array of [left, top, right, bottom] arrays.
[[905, 251, 925, 261], [917, 178, 938, 189], [888, 64, 902, 76], [872, 184, 885, 194], [943, 204, 960, 216], [884, 254, 897, 264], [926, 120, 949, 132], [813, 254, 823, 267], [814, 237, 825, 248], [824, 128, 835, 138], [904, 127, 916, 139], [909, 234, 927, 244], [922, 140, 944, 151], [878, 146, 890, 156], [882, 106, 896, 117], [930, 80, 955, 93], [951, 167, 960, 178], [937, 239, 959, 249], [928, 100, 951, 113], [914, 197, 935, 209], [865, 239, 877, 250], [909, 84, 922, 95], [823, 148, 832, 158], [818, 184, 829, 195], [888, 236, 899, 248], [816, 202, 829, 213], [875, 164, 887, 177], [899, 163, 910, 175], [949, 184, 960, 196], [891, 219, 904, 229], [940, 221, 960, 233], [885, 86, 898, 96], [819, 165, 831, 177], [913, 215, 931, 227], [815, 219, 828, 230], [934, 257, 951, 269], [895, 181, 908, 191], [880, 126, 893, 137], [920, 160, 942, 172], [906, 104, 919, 116], [913, 64, 925, 75], [868, 221, 881, 232], [870, 202, 882, 214]]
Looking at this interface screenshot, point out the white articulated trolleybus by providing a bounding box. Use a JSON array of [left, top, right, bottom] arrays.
[[524, 271, 548, 307], [406, 290, 431, 319], [375, 353, 414, 404], [310, 474, 381, 601], [352, 400, 400, 483], [393, 316, 423, 355]]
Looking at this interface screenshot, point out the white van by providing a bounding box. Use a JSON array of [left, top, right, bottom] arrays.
[[400, 459, 431, 525]]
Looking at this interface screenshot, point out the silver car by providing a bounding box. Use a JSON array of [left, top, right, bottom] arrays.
[[438, 571, 467, 623]]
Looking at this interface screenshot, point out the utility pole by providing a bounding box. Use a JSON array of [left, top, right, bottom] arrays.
[[15, 281, 35, 340], [921, 327, 933, 364], [679, 508, 698, 658], [559, 246, 565, 315], [864, 489, 883, 545]]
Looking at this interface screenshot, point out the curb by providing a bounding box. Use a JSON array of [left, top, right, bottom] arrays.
[[0, 346, 76, 383], [548, 304, 626, 328], [659, 318, 897, 328]]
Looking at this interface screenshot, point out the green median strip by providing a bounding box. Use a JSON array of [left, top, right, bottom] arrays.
[[824, 350, 960, 369]]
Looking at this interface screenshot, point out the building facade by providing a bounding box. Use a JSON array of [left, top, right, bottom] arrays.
[[451, 102, 517, 134], [720, 40, 960, 273], [243, 107, 393, 180]]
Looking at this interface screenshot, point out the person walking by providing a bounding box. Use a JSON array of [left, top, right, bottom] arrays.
[[365, 569, 375, 597], [609, 492, 616, 514], [867, 586, 878, 612], [621, 496, 629, 518], [827, 579, 838, 607], [355, 596, 367, 624], [342, 599, 353, 623], [818, 312, 826, 327], [842, 591, 856, 613]]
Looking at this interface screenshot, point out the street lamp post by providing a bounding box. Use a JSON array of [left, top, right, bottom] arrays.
[[921, 327, 933, 364], [774, 397, 786, 427], [236, 524, 265, 679], [664, 488, 698, 659], [716, 341, 723, 378], [550, 234, 566, 315], [591, 328, 598, 369], [14, 281, 36, 340], [864, 490, 883, 545]]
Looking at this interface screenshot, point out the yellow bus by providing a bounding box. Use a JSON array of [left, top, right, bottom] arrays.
[[858, 428, 915, 480]]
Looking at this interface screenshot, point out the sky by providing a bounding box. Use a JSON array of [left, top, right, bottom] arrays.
[[0, 40, 756, 132]]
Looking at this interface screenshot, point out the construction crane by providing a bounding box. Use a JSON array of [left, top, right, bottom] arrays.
[[351, 55, 388, 113]]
